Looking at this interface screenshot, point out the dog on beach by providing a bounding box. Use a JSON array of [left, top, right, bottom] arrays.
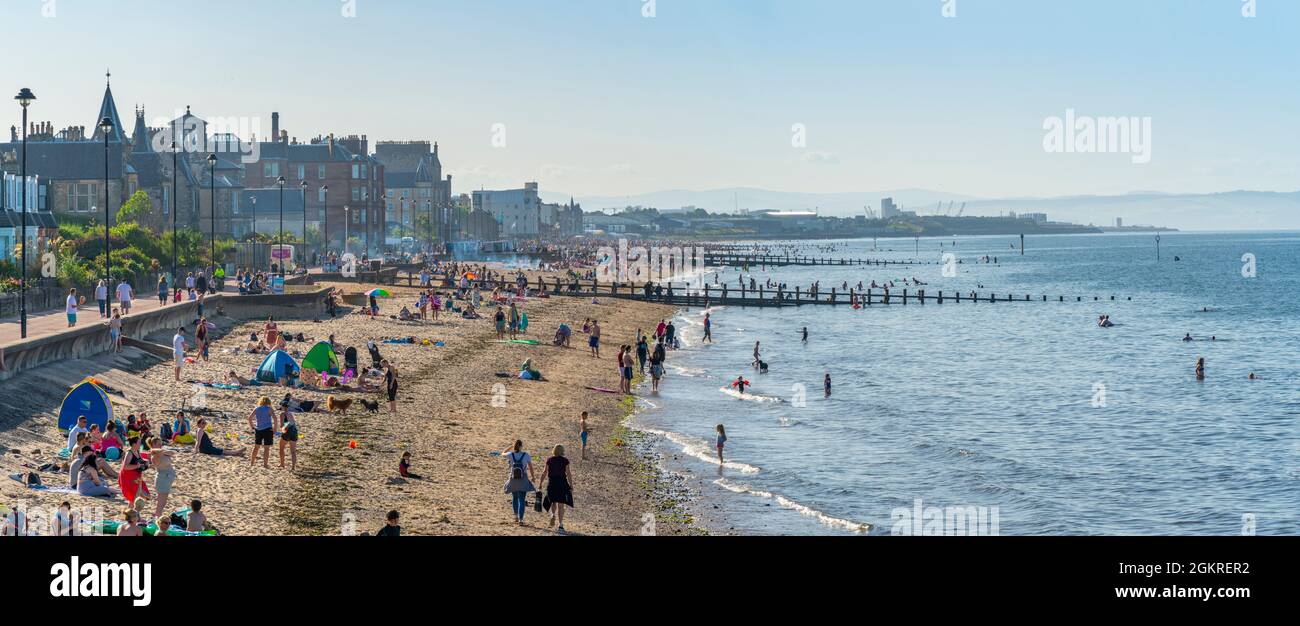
[[326, 396, 355, 414], [359, 399, 380, 413]]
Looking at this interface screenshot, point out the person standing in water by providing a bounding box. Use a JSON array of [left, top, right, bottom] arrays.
[[702, 313, 712, 343], [732, 376, 748, 394], [715, 424, 727, 465], [752, 341, 761, 366], [801, 327, 808, 343], [824, 373, 832, 397], [1195, 357, 1205, 381]]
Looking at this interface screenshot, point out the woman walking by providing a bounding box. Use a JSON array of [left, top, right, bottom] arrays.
[[279, 406, 299, 470], [95, 279, 108, 319], [157, 275, 168, 306], [503, 440, 536, 526], [539, 444, 576, 533], [149, 436, 176, 519]]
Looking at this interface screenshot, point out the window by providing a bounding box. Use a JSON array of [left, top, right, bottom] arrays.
[[361, 187, 368, 201], [69, 182, 97, 212], [39, 185, 47, 210], [318, 187, 327, 203], [163, 188, 170, 215], [297, 165, 305, 180], [420, 188, 430, 198], [263, 162, 280, 178], [351, 186, 360, 202], [318, 165, 326, 179], [351, 164, 360, 179]]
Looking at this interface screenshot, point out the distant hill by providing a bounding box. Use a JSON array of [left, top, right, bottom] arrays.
[[540, 187, 1300, 231]]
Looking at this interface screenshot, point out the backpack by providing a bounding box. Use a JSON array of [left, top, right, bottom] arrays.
[[159, 421, 174, 441], [509, 452, 526, 480]]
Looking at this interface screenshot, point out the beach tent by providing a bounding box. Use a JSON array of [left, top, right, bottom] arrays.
[[256, 350, 301, 383], [58, 380, 114, 431], [302, 342, 340, 375]]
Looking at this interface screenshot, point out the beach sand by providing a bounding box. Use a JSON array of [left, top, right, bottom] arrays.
[[0, 277, 696, 536]]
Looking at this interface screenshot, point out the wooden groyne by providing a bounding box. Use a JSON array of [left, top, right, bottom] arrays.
[[703, 253, 934, 267], [391, 272, 1127, 308]]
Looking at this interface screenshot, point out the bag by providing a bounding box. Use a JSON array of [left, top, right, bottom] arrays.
[[159, 421, 174, 441], [169, 512, 188, 530], [509, 452, 526, 480], [24, 472, 41, 487], [533, 490, 544, 512]]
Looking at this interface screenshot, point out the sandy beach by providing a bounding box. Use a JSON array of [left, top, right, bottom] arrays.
[[0, 275, 697, 536]]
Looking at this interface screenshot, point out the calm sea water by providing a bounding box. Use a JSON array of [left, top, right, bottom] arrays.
[[632, 232, 1300, 535]]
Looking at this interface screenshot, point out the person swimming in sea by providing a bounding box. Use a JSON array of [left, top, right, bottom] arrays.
[[1195, 357, 1205, 380], [1183, 333, 1193, 342], [824, 373, 831, 397], [801, 327, 808, 343]]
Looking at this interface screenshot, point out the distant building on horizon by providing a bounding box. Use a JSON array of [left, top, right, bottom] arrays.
[[473, 182, 541, 237], [1116, 217, 1123, 227], [880, 197, 899, 219]]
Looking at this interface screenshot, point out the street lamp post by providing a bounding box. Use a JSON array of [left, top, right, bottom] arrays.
[[399, 195, 405, 245], [170, 137, 178, 295], [321, 185, 328, 259], [300, 180, 308, 266], [276, 176, 285, 276], [343, 206, 350, 255], [14, 87, 35, 338], [207, 154, 217, 283], [100, 116, 114, 314]]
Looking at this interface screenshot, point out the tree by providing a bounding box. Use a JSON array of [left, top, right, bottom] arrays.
[[116, 190, 153, 224]]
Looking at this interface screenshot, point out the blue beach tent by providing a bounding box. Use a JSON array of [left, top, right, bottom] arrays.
[[58, 380, 114, 431], [256, 350, 301, 383]]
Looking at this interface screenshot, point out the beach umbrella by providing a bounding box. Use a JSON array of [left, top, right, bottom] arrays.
[[365, 288, 393, 297], [464, 272, 477, 280]]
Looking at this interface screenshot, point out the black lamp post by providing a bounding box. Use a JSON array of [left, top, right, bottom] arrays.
[[276, 175, 285, 276], [343, 205, 350, 255], [100, 116, 114, 313], [207, 154, 217, 282], [399, 195, 405, 245], [170, 137, 178, 294], [300, 180, 308, 265], [320, 185, 328, 258], [14, 87, 34, 338], [426, 200, 432, 252]]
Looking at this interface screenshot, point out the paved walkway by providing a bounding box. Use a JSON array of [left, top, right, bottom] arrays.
[[0, 290, 214, 348]]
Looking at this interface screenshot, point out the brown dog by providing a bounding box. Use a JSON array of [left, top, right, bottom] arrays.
[[326, 396, 354, 414]]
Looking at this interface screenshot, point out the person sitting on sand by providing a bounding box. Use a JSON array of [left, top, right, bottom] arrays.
[[225, 371, 254, 387], [193, 418, 244, 457], [553, 323, 572, 347], [187, 500, 207, 533], [116, 509, 143, 536], [399, 305, 413, 321], [281, 393, 320, 413], [519, 358, 543, 381], [75, 447, 117, 497], [399, 451, 422, 479], [169, 411, 194, 445]]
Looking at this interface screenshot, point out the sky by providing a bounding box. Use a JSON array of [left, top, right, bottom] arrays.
[[3, 0, 1298, 202]]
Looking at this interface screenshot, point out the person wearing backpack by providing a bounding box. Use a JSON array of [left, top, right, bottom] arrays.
[[502, 440, 536, 526]]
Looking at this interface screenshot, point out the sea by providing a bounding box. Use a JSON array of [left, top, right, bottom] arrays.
[[630, 232, 1300, 535]]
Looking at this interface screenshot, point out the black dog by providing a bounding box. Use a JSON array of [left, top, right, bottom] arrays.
[[359, 399, 381, 413]]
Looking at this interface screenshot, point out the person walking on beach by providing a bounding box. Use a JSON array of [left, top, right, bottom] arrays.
[[589, 319, 602, 358], [195, 317, 209, 362], [95, 279, 108, 319], [107, 310, 123, 353], [702, 312, 712, 343], [494, 306, 506, 339], [247, 396, 278, 469], [715, 424, 728, 465], [279, 407, 299, 470], [649, 338, 666, 392], [149, 436, 176, 520], [65, 288, 79, 327], [539, 444, 576, 534], [508, 302, 520, 340], [503, 440, 536, 526], [621, 345, 634, 393], [172, 327, 188, 382], [382, 359, 399, 414], [579, 411, 590, 460]]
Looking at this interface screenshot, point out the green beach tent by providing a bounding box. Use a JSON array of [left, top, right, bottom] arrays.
[[302, 342, 340, 375]]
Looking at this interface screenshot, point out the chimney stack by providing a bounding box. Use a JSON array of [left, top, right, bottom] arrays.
[[271, 112, 280, 143]]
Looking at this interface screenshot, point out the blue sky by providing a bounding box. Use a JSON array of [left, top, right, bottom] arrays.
[[4, 0, 1297, 200]]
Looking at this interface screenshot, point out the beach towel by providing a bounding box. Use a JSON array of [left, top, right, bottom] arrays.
[[8, 473, 77, 493]]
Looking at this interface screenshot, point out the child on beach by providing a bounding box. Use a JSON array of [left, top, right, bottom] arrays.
[[279, 408, 299, 470], [715, 424, 727, 465], [399, 451, 422, 479], [579, 411, 590, 460]]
